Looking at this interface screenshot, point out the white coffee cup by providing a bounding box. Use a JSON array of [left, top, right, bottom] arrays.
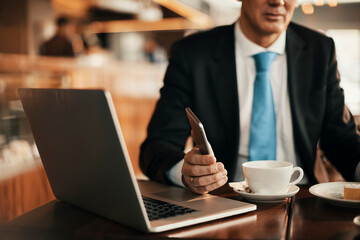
[[242, 161, 304, 195]]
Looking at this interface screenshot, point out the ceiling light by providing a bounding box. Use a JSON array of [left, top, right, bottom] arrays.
[[301, 3, 315, 14]]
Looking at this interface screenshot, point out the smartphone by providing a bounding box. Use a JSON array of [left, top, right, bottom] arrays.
[[185, 107, 214, 156]]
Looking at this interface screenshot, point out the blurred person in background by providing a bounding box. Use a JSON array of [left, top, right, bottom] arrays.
[[140, 0, 360, 194], [39, 16, 77, 57], [143, 39, 167, 63], [77, 33, 115, 65]]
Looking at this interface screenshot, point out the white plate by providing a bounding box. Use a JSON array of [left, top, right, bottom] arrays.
[[309, 182, 360, 208], [229, 181, 299, 203]]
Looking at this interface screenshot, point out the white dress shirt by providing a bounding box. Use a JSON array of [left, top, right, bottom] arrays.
[[233, 21, 308, 182], [166, 21, 316, 186]]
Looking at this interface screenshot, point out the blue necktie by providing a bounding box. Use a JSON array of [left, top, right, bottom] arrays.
[[249, 51, 277, 161]]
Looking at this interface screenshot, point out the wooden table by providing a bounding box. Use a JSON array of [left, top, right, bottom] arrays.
[[288, 186, 360, 240], [0, 185, 359, 240]]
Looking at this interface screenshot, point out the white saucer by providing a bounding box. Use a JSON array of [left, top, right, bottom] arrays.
[[309, 182, 360, 208], [229, 181, 299, 203]]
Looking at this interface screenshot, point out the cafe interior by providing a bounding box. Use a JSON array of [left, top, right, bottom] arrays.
[[0, 0, 360, 239]]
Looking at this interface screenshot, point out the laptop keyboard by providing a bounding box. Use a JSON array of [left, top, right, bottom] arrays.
[[142, 196, 197, 221]]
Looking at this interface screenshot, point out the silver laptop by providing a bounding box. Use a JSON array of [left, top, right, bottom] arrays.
[[18, 88, 256, 233]]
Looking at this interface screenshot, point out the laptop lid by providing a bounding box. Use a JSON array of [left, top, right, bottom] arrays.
[[18, 88, 150, 232]]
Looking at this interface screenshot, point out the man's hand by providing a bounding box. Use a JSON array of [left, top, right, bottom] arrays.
[[182, 147, 228, 194]]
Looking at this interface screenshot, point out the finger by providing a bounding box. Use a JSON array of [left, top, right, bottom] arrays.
[[191, 176, 228, 195], [183, 175, 198, 190], [184, 153, 215, 165], [181, 175, 192, 189], [182, 162, 224, 176], [184, 152, 216, 165], [192, 170, 228, 187]]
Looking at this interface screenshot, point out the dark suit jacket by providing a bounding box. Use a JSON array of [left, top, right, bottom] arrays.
[[39, 35, 74, 57], [140, 22, 360, 184]]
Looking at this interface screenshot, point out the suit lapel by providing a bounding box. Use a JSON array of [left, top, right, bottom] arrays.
[[286, 23, 314, 169], [209, 24, 240, 152]]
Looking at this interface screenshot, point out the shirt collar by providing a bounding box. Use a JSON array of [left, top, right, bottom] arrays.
[[234, 20, 286, 57]]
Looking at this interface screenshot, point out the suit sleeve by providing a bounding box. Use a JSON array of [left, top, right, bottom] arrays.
[[139, 41, 193, 184], [319, 38, 360, 181]]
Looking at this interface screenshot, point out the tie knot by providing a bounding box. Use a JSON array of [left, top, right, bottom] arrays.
[[253, 51, 278, 72]]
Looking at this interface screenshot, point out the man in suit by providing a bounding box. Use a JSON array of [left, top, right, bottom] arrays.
[[140, 0, 360, 194]]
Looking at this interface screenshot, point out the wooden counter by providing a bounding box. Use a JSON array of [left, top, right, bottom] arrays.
[[0, 166, 54, 223]]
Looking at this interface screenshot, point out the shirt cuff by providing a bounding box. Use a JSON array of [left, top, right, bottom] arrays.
[[165, 159, 185, 188], [354, 161, 360, 181]]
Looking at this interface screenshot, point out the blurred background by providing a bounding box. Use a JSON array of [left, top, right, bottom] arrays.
[[0, 0, 359, 223]]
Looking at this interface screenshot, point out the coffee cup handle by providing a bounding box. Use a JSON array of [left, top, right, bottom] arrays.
[[289, 167, 304, 185]]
